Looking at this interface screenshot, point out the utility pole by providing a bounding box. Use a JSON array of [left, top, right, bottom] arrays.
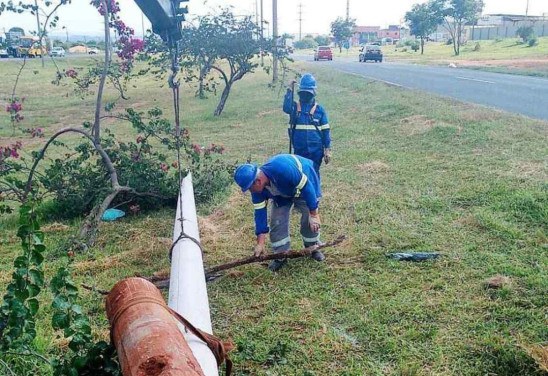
[[255, 0, 259, 39], [525, 0, 530, 16], [346, 0, 350, 21], [260, 0, 264, 66], [272, 0, 278, 83], [298, 3, 303, 40], [34, 0, 45, 68]]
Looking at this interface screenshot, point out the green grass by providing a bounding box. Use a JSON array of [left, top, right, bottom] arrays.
[[1, 56, 547, 375], [384, 37, 548, 61]]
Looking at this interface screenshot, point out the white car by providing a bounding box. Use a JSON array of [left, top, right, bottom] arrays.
[[0, 48, 9, 58], [50, 46, 65, 57], [88, 47, 99, 54]]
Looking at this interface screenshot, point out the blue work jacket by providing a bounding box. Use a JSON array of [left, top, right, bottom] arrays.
[[251, 154, 321, 235], [283, 89, 332, 166]]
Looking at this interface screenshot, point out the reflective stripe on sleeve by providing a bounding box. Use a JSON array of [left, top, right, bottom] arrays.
[[253, 201, 267, 210], [319, 124, 330, 130]]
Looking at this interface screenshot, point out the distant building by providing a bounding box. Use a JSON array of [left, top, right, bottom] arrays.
[[477, 14, 547, 27], [379, 25, 401, 40], [352, 26, 380, 46]]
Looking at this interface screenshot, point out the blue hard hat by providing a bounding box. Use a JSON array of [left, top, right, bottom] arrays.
[[234, 163, 258, 192], [299, 73, 317, 95]]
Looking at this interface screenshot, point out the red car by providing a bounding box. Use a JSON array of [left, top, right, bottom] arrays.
[[314, 46, 333, 61]]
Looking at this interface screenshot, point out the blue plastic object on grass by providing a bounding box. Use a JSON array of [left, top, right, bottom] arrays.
[[101, 208, 126, 222], [387, 252, 440, 262]]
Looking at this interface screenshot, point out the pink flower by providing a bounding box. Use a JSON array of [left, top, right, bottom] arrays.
[[160, 163, 169, 172]]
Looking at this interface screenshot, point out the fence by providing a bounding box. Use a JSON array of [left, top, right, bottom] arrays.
[[470, 23, 548, 40]]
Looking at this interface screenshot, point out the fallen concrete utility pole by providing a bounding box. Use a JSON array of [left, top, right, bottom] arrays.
[[147, 235, 347, 288], [168, 174, 219, 376], [106, 277, 205, 376]]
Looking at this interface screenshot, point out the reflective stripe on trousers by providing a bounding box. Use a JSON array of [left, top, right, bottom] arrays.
[[269, 198, 320, 253]]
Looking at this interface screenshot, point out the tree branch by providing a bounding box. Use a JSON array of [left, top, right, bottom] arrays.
[[93, 0, 111, 143]]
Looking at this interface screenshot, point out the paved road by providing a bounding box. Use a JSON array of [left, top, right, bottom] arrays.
[[295, 55, 548, 121]]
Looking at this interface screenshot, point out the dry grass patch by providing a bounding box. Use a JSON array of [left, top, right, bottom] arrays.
[[358, 161, 390, 174], [511, 161, 548, 181], [399, 115, 461, 135], [520, 343, 548, 372]]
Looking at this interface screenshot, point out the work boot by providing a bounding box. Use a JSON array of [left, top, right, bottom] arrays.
[[310, 250, 325, 262], [268, 258, 287, 272]]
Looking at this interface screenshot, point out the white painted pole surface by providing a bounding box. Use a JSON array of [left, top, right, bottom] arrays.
[[168, 174, 218, 376]]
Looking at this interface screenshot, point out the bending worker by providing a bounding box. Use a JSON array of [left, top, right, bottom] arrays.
[[234, 154, 325, 272], [283, 73, 332, 176]]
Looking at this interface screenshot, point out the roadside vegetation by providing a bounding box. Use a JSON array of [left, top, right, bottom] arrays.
[[1, 55, 546, 374], [385, 36, 548, 78]]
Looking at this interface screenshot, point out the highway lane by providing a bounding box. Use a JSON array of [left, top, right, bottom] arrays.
[[295, 54, 548, 121]]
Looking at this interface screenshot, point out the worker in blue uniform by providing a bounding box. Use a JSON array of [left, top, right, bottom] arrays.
[[234, 154, 325, 272], [283, 73, 332, 176]]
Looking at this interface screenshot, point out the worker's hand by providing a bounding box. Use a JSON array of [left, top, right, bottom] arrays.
[[253, 243, 266, 257], [253, 234, 267, 257], [309, 212, 321, 233], [323, 148, 332, 165]]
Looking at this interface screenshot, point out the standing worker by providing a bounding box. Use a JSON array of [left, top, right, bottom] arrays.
[[234, 154, 325, 272], [283, 73, 332, 176]]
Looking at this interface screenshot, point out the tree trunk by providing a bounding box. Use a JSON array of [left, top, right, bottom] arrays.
[[214, 81, 232, 116], [198, 65, 207, 99], [421, 37, 425, 54], [455, 23, 461, 56]]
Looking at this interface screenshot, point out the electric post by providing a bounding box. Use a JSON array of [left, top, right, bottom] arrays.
[[298, 3, 303, 41], [260, 0, 264, 66], [272, 0, 278, 83]]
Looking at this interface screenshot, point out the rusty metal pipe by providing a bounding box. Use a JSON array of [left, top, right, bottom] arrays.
[[106, 277, 205, 376]]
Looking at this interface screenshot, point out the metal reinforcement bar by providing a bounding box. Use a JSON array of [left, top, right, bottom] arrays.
[[168, 173, 219, 376]]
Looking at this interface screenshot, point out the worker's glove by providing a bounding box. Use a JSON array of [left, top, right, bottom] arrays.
[[309, 212, 321, 233], [323, 148, 332, 165], [253, 243, 266, 257]]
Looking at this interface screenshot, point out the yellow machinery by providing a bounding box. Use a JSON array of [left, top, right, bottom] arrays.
[[16, 36, 47, 58]]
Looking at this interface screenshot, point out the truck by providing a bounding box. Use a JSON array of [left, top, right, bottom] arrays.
[[13, 36, 48, 58], [5, 28, 47, 58]]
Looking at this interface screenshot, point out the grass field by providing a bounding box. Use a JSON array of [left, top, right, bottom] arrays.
[[1, 57, 547, 375]]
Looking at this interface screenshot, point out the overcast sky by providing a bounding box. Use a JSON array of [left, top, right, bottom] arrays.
[[1, 0, 547, 38]]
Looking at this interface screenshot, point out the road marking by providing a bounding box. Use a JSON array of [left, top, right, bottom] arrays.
[[336, 69, 412, 90], [456, 76, 496, 84]]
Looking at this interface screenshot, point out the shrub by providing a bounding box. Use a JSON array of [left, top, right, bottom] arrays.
[[410, 41, 420, 52], [38, 108, 233, 220], [446, 38, 453, 45], [527, 37, 538, 47], [293, 38, 318, 50], [473, 42, 481, 51], [516, 26, 534, 43]]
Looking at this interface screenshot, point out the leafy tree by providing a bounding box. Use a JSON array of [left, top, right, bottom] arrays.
[[330, 17, 356, 52], [431, 0, 484, 56], [182, 10, 262, 116], [405, 2, 440, 54], [293, 37, 318, 50], [314, 35, 331, 46]]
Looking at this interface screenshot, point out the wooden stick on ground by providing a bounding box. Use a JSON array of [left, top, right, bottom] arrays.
[[205, 235, 347, 275]]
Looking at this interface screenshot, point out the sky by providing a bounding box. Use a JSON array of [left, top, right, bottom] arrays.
[[1, 0, 547, 39]]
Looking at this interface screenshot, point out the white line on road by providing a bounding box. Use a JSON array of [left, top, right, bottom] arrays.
[[456, 76, 496, 84], [337, 69, 412, 90]]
